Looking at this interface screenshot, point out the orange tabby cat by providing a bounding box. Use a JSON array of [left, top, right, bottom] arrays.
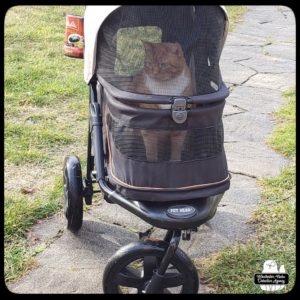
[[130, 41, 192, 162]]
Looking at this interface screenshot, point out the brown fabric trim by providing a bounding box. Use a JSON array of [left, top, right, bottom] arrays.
[[106, 119, 231, 192]]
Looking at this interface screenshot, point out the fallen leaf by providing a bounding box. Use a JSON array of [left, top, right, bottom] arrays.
[[20, 187, 35, 194], [25, 231, 40, 243]]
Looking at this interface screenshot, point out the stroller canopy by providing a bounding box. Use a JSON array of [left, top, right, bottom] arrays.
[[85, 6, 231, 201], [84, 5, 228, 96]]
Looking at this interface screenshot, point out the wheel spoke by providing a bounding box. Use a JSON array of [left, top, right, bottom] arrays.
[[115, 266, 144, 288], [143, 256, 157, 279], [162, 273, 185, 288]]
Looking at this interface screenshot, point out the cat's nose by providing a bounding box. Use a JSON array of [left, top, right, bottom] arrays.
[[153, 67, 159, 74]]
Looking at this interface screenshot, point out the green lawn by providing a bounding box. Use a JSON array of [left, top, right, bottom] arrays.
[[226, 6, 248, 31], [195, 89, 296, 293], [4, 6, 88, 282]]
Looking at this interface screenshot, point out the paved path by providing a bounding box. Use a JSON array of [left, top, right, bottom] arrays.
[[8, 6, 295, 294]]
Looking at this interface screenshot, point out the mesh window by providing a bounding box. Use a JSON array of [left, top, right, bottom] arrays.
[[96, 6, 228, 96], [107, 114, 224, 162]]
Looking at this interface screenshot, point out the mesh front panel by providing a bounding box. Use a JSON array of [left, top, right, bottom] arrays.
[[96, 6, 227, 96], [100, 87, 230, 200], [107, 114, 224, 162]]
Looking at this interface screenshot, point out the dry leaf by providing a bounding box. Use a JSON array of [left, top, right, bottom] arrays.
[[20, 187, 35, 194]]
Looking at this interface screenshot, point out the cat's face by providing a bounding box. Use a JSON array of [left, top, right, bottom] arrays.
[[143, 42, 186, 81]]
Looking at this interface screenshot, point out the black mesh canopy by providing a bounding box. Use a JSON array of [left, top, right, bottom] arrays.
[[96, 6, 228, 96], [93, 6, 230, 202]]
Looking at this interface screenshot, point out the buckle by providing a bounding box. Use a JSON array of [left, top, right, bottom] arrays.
[[171, 98, 188, 124]]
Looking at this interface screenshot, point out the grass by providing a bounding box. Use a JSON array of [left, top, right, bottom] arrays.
[[4, 176, 65, 282], [5, 177, 63, 242], [4, 6, 86, 109], [195, 88, 296, 293], [268, 89, 296, 157], [4, 242, 38, 283], [4, 5, 249, 285], [116, 26, 162, 76], [226, 6, 248, 31], [4, 5, 88, 283], [5, 121, 73, 165]]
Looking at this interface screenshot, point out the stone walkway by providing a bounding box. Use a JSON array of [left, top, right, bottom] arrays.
[[8, 6, 295, 294]]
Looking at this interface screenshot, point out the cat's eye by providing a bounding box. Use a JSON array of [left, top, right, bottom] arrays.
[[160, 63, 167, 69]]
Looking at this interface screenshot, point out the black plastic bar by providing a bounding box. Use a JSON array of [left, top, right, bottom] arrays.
[[86, 129, 93, 182], [163, 230, 173, 243], [99, 179, 154, 223], [89, 83, 106, 182], [144, 230, 181, 293], [98, 75, 229, 105], [99, 178, 203, 230], [157, 230, 181, 275], [98, 178, 223, 230], [86, 86, 94, 182]]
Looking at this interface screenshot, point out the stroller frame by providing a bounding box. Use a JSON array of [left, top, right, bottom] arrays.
[[66, 78, 225, 293], [63, 5, 230, 293], [85, 78, 223, 230]]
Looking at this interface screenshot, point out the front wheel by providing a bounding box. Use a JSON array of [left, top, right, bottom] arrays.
[[103, 240, 199, 294], [63, 155, 83, 232]]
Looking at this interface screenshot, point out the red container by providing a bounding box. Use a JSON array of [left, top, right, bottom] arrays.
[[64, 14, 84, 58]]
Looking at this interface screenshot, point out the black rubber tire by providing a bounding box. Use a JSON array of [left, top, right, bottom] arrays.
[[103, 240, 199, 294], [63, 155, 83, 232]]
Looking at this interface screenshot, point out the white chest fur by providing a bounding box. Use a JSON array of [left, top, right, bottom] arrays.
[[145, 69, 190, 97]]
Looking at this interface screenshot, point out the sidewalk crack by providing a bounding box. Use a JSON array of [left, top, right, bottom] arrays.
[[223, 112, 245, 118], [259, 20, 272, 24], [229, 171, 257, 179], [233, 62, 259, 85], [233, 57, 252, 63], [228, 103, 248, 112], [277, 7, 288, 19]]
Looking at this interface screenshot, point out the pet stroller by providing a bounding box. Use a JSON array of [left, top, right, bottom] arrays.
[[63, 5, 230, 294]]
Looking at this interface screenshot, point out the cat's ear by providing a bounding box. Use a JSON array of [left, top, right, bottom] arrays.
[[168, 42, 183, 57], [141, 40, 153, 53], [171, 42, 184, 57]]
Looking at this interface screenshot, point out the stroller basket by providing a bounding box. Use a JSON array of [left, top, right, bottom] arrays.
[[99, 80, 230, 201], [90, 5, 230, 201]]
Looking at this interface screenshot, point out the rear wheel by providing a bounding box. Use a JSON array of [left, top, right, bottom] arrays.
[[103, 240, 199, 294], [63, 155, 83, 232]]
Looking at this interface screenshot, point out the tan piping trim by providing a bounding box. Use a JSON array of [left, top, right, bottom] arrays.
[[105, 119, 230, 191]]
